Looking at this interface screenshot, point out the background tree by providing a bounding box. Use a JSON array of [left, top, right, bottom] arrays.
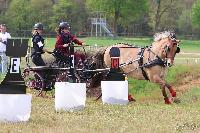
[[119, 0, 149, 35], [149, 0, 182, 32], [0, 0, 198, 37], [29, 0, 54, 31], [50, 0, 88, 34], [177, 0, 195, 35], [68, 0, 88, 34], [4, 0, 31, 35], [86, 0, 148, 35], [192, 0, 200, 28], [177, 10, 192, 35], [50, 0, 73, 31]]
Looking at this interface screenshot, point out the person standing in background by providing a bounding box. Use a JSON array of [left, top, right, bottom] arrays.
[[0, 24, 11, 73]]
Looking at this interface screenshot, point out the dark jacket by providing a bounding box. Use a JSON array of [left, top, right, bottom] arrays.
[[31, 33, 45, 56]]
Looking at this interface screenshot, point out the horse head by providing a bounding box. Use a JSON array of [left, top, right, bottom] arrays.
[[153, 31, 181, 67]]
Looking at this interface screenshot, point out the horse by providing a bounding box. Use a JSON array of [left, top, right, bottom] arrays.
[[91, 31, 180, 104]]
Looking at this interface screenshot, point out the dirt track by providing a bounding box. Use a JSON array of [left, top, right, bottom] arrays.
[[175, 72, 200, 92]]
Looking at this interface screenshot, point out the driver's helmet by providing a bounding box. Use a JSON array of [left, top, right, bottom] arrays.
[[33, 23, 43, 30], [59, 22, 70, 30]]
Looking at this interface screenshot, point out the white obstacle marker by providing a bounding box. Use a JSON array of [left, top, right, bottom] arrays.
[[55, 82, 86, 111], [0, 94, 32, 122], [101, 81, 129, 105]]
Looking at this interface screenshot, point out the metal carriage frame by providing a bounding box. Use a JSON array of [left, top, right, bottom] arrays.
[[22, 43, 110, 96]]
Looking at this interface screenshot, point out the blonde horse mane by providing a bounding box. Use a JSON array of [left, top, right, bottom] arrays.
[[153, 31, 173, 42]]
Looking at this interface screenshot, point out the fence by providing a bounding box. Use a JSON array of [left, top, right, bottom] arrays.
[[8, 30, 200, 39], [175, 58, 200, 65]]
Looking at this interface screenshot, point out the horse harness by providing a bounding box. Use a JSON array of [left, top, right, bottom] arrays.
[[137, 46, 167, 80], [119, 42, 180, 80]]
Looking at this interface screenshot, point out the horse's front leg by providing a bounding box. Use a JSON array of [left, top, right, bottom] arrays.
[[165, 83, 176, 98], [151, 75, 171, 104]]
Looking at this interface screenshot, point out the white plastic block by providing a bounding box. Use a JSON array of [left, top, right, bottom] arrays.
[[101, 81, 128, 105], [55, 82, 86, 111], [0, 94, 32, 122]]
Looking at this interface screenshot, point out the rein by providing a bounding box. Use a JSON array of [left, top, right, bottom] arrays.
[[118, 45, 167, 80]]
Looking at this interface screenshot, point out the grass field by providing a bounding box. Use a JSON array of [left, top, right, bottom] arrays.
[[1, 65, 200, 133], [42, 37, 200, 66], [0, 37, 200, 132], [44, 37, 200, 53], [1, 92, 200, 133]]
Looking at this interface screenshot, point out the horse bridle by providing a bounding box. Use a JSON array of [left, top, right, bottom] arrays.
[[163, 36, 180, 61]]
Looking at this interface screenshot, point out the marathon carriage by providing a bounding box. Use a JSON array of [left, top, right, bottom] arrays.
[[22, 31, 180, 104], [22, 43, 109, 97]]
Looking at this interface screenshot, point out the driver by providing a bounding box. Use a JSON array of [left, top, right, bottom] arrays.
[[54, 22, 85, 66]]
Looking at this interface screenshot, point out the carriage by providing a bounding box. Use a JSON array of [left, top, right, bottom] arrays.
[[22, 31, 181, 104], [22, 43, 109, 97]]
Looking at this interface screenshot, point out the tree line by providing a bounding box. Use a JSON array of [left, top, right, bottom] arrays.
[[0, 0, 200, 38]]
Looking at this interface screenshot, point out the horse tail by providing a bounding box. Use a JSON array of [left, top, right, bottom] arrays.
[[92, 47, 107, 69], [88, 47, 107, 89]]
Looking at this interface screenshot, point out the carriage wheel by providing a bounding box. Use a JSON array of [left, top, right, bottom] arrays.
[[84, 72, 104, 98], [22, 68, 45, 96], [51, 58, 70, 68], [56, 70, 81, 83]]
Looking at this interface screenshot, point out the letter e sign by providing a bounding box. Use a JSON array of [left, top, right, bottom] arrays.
[[10, 58, 20, 73]]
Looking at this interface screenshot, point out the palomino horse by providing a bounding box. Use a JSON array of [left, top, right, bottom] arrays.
[[93, 31, 180, 104]]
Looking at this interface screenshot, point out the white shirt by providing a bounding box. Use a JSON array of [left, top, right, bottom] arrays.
[[0, 32, 11, 52]]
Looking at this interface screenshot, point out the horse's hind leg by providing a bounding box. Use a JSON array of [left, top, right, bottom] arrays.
[[165, 84, 176, 97]]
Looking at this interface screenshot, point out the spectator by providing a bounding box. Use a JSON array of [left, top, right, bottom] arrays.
[[0, 24, 11, 73]]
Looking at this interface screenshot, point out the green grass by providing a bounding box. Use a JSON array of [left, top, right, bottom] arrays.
[[43, 37, 152, 51], [0, 38, 200, 132], [44, 37, 200, 53], [179, 40, 200, 52], [166, 65, 190, 84], [127, 65, 190, 100], [0, 92, 200, 133], [181, 87, 200, 105], [18, 36, 200, 53], [1, 65, 199, 132]]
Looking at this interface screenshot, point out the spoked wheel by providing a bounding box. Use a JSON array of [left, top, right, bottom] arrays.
[[56, 70, 81, 83], [76, 59, 97, 88], [84, 72, 104, 98], [51, 60, 70, 68], [22, 68, 45, 96]]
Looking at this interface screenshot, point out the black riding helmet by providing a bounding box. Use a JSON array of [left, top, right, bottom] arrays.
[[33, 23, 43, 30], [59, 22, 70, 30]]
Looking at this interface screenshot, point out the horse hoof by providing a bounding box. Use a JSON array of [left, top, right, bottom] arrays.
[[164, 98, 171, 104], [128, 98, 136, 102], [128, 94, 136, 102], [165, 101, 171, 104]]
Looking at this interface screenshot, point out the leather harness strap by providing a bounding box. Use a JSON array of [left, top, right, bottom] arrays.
[[137, 47, 167, 81], [138, 47, 149, 81]]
